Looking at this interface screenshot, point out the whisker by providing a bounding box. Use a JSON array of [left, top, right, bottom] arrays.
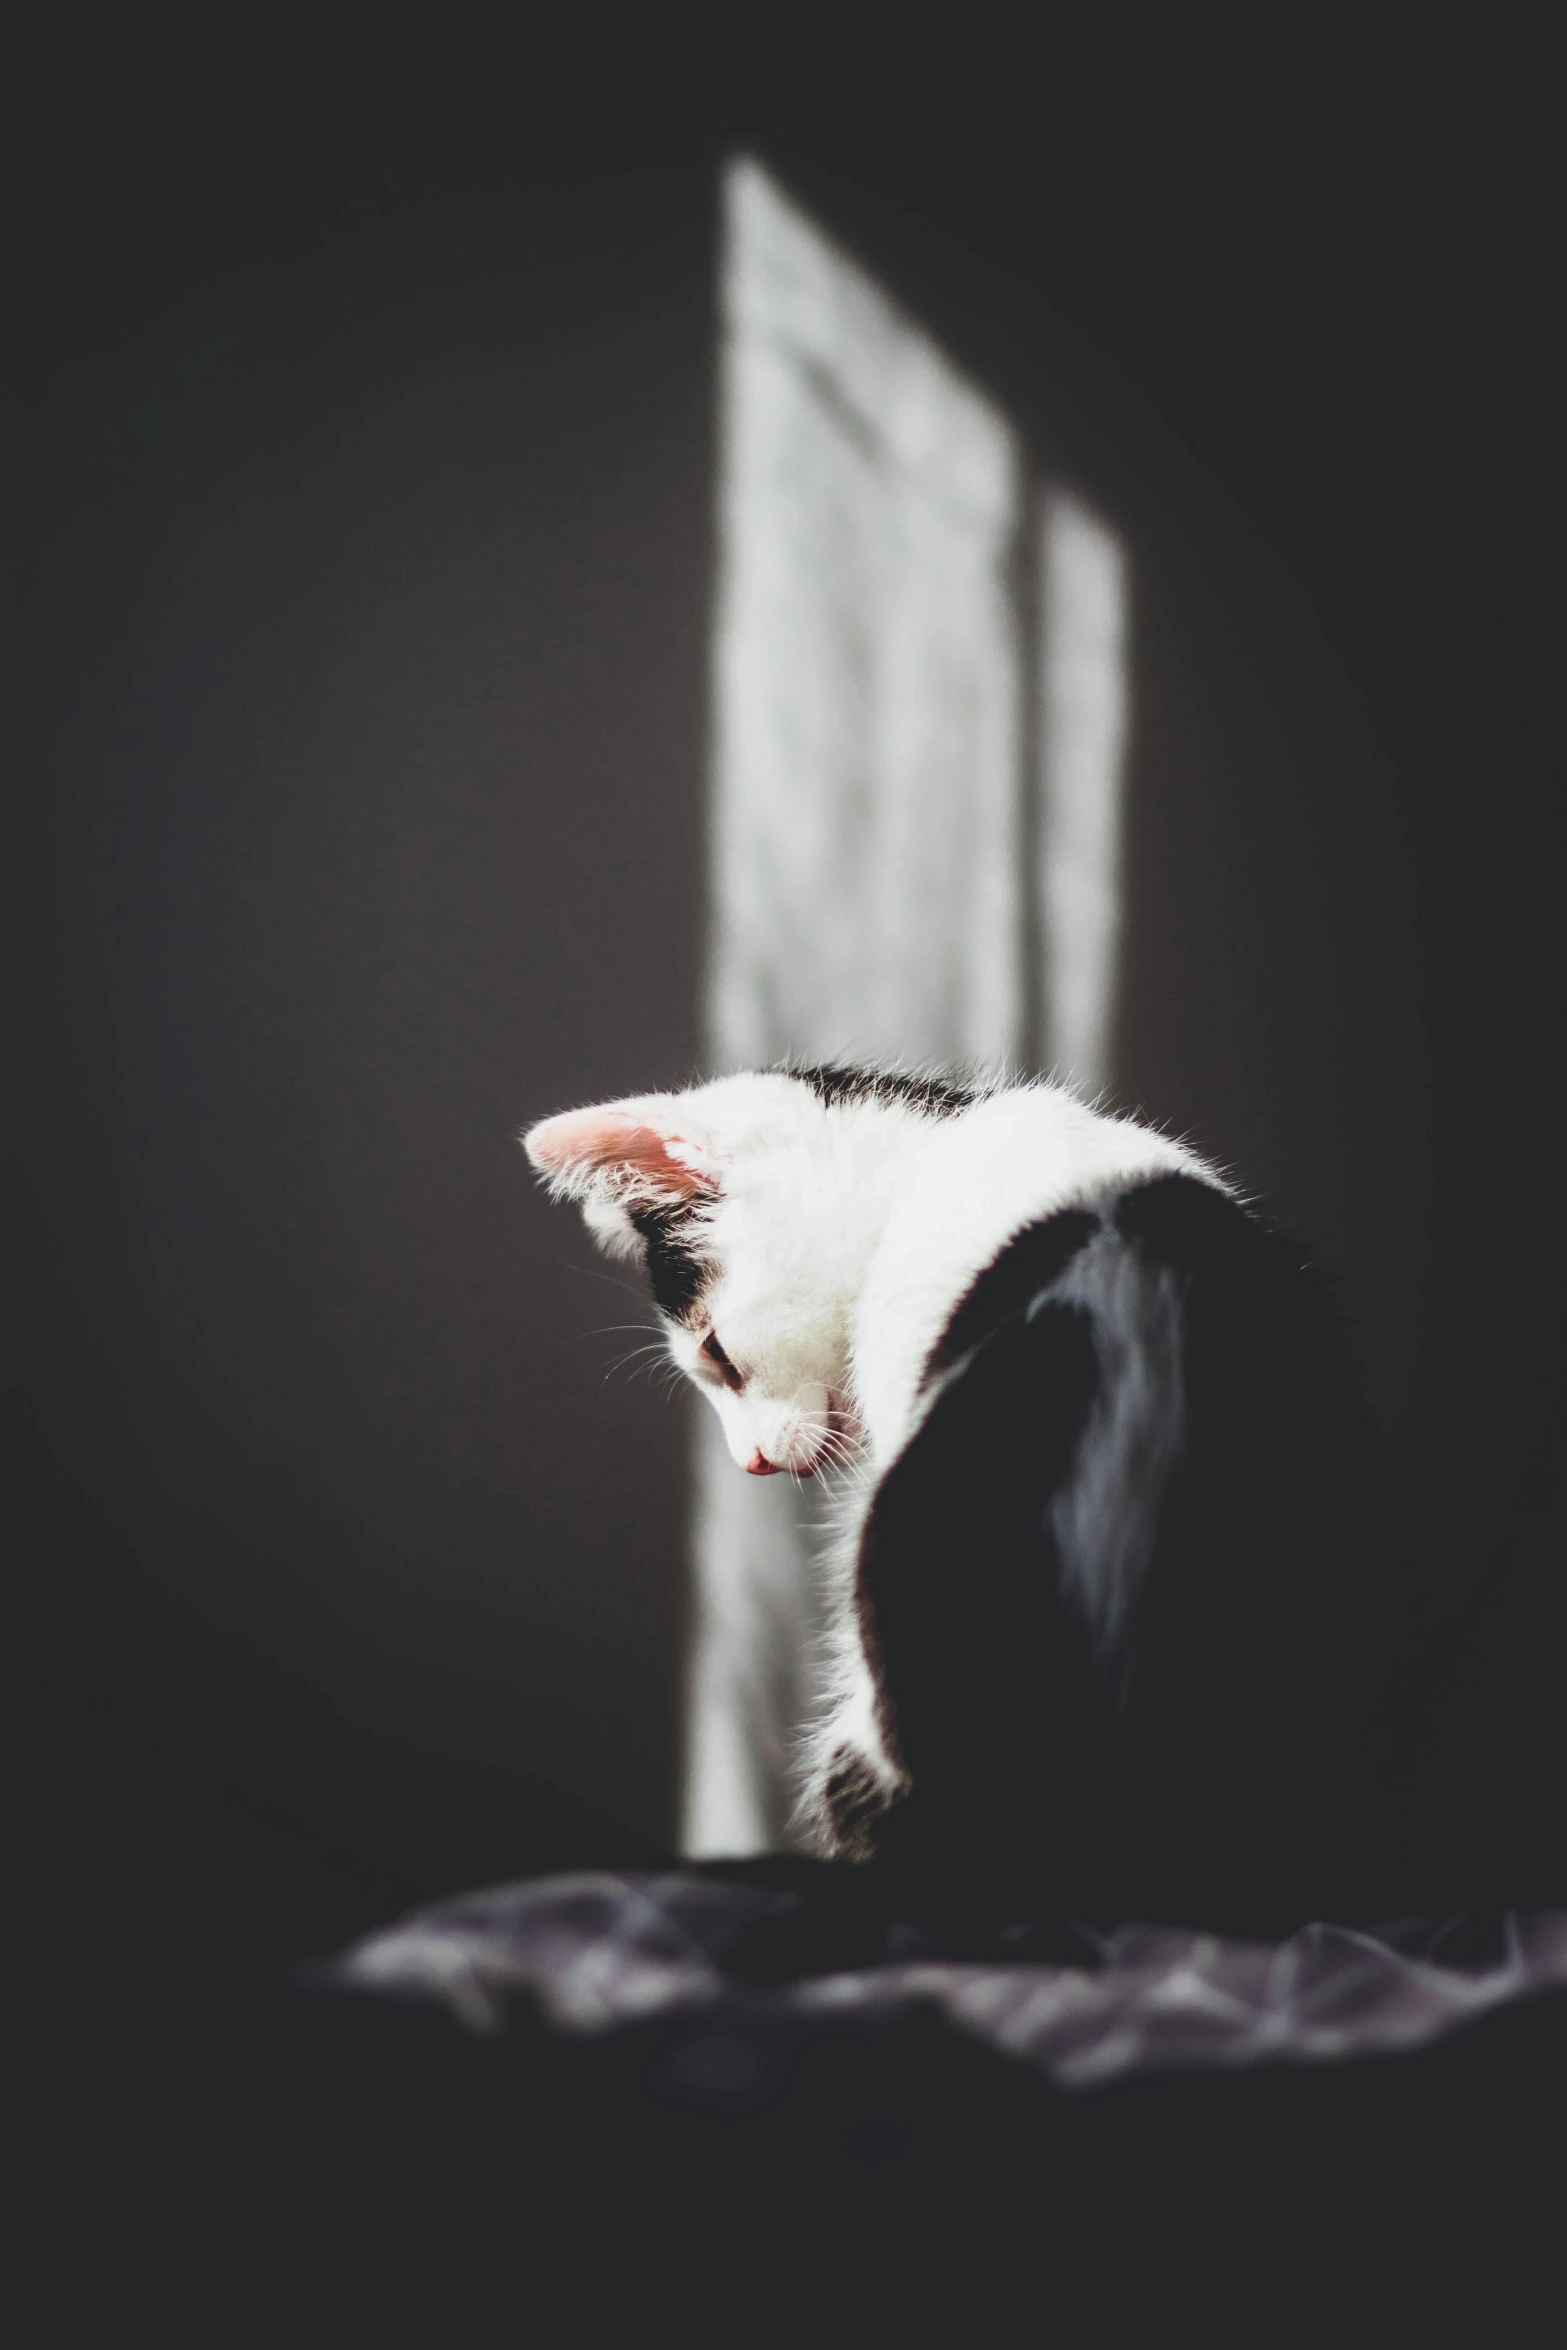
[[599, 1341, 674, 1387], [561, 1260, 654, 1306]]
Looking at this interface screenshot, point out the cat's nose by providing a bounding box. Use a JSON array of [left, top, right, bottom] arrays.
[[745, 1449, 782, 1476]]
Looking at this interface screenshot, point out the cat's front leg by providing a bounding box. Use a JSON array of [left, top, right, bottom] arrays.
[[794, 1612, 908, 1860]]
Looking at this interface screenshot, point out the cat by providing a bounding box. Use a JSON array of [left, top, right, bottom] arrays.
[[526, 1062, 1386, 1927]]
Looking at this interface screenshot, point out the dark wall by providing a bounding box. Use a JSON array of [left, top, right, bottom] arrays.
[[8, 21, 1564, 1986], [13, 168, 718, 1973]]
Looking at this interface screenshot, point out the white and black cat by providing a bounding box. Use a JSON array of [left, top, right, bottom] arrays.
[[526, 1063, 1385, 1926]]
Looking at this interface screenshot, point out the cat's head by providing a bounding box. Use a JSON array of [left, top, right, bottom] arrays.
[[524, 1070, 943, 1478]]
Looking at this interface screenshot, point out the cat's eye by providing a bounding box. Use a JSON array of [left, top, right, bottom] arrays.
[[701, 1331, 743, 1390]]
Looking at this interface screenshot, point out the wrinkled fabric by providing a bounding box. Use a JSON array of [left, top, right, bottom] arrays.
[[333, 1870, 1567, 2089]]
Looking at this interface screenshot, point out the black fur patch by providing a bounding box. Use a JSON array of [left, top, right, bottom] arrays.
[[1113, 1174, 1358, 1430], [858, 1296, 1114, 1914], [846, 1173, 1392, 1928], [785, 1063, 978, 1120], [923, 1206, 1102, 1390], [628, 1200, 711, 1324]]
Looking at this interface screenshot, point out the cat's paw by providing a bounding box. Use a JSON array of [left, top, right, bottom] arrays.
[[795, 1740, 907, 1861], [823, 1746, 902, 1860]]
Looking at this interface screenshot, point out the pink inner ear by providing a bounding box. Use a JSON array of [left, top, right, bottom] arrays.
[[524, 1107, 716, 1198]]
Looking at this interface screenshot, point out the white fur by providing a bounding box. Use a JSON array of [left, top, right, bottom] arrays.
[[524, 1071, 1229, 1843], [851, 1086, 1216, 1469]]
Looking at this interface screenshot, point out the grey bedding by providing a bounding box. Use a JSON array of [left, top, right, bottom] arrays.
[[334, 1866, 1567, 2089]]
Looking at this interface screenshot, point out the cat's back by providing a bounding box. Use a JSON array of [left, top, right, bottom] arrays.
[[844, 1160, 1387, 1924], [852, 1081, 1224, 1468]]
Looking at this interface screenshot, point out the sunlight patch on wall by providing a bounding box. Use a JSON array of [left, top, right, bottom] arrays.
[[1038, 490, 1129, 1097], [708, 156, 1026, 1075], [686, 156, 1130, 1857]]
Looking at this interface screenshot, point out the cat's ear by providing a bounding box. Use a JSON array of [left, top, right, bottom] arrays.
[[523, 1100, 719, 1251]]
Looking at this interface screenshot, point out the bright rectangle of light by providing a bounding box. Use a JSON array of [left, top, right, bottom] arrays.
[[687, 157, 1129, 1857], [1038, 489, 1129, 1097]]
